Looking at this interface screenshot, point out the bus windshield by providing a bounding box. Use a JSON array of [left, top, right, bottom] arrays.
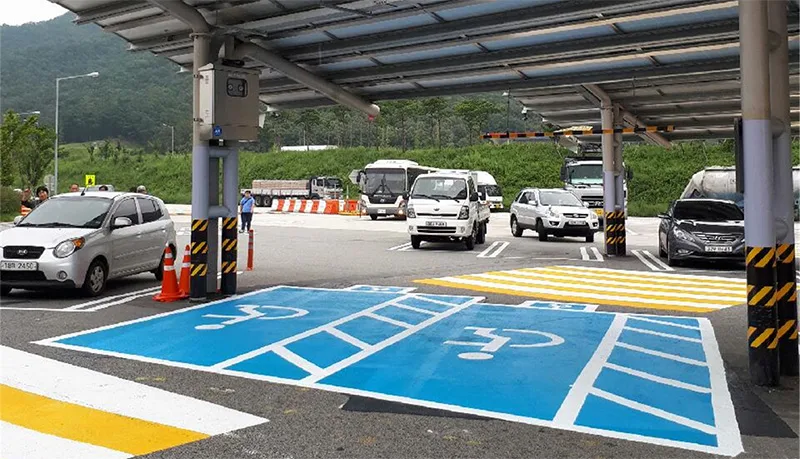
[[364, 169, 406, 195]]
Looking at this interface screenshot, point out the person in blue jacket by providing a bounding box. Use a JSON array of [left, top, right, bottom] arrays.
[[240, 190, 256, 233]]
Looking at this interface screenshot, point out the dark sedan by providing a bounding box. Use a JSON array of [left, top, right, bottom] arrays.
[[658, 198, 745, 266]]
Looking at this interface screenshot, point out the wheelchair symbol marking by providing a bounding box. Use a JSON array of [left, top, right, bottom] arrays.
[[195, 305, 308, 330], [444, 326, 565, 360]]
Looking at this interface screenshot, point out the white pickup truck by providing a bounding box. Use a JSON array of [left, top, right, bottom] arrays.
[[405, 170, 490, 250]]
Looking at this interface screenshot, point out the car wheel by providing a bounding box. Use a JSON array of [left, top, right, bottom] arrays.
[[82, 259, 108, 297], [465, 224, 477, 250], [476, 222, 486, 244], [370, 215, 378, 221], [536, 219, 548, 242], [153, 252, 165, 281], [666, 241, 678, 267], [511, 216, 523, 237], [586, 232, 594, 243], [0, 285, 11, 296], [659, 237, 667, 258], [411, 235, 421, 249]]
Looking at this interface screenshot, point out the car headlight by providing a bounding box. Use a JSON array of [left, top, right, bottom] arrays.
[[407, 206, 416, 218], [458, 205, 469, 219], [54, 237, 85, 258], [673, 228, 690, 240], [589, 212, 598, 220]]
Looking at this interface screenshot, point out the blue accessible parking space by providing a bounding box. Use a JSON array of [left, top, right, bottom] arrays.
[[37, 285, 742, 456]]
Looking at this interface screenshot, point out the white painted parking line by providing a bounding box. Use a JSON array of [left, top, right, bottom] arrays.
[[580, 246, 604, 262], [632, 250, 674, 271], [64, 287, 162, 311], [477, 241, 509, 258], [388, 242, 412, 251]]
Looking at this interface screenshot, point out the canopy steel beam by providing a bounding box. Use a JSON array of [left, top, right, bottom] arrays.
[[73, 1, 152, 25], [258, 19, 746, 90], [579, 83, 671, 147], [281, 0, 731, 62]]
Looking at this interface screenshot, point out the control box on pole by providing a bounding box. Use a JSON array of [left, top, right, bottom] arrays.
[[198, 63, 260, 142]]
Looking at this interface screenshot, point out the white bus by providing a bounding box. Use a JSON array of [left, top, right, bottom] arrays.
[[357, 159, 438, 220]]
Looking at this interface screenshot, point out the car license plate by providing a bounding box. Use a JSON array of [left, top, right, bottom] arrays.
[[569, 220, 586, 225], [426, 221, 447, 227], [378, 209, 386, 214], [705, 246, 733, 253], [0, 261, 38, 271]]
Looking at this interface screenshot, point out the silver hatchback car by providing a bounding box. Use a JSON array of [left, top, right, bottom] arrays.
[[0, 192, 176, 296]]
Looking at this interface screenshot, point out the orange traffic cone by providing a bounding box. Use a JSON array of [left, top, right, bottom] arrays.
[[153, 245, 188, 302], [178, 244, 191, 296]]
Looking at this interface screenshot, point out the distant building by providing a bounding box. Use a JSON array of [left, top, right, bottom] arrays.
[[279, 145, 338, 152]]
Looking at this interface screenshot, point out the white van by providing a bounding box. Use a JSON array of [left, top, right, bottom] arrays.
[[474, 171, 504, 211], [405, 171, 490, 250]]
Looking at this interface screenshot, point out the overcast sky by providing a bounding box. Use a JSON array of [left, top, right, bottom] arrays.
[[1, 0, 67, 25]]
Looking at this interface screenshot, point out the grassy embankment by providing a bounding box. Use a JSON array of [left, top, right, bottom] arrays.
[[39, 141, 800, 217]]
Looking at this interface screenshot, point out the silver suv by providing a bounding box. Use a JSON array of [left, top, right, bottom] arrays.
[[0, 192, 176, 296]]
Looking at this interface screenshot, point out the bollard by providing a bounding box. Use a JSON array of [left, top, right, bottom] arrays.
[[247, 229, 254, 271]]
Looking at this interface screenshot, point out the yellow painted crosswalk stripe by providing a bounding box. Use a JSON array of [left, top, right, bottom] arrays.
[[0, 384, 209, 456], [415, 265, 746, 313]]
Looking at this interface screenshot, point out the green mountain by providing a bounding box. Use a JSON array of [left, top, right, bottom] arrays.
[[1, 13, 192, 149]]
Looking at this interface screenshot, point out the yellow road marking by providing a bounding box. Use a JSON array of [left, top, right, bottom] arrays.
[[457, 274, 738, 306], [533, 266, 744, 288], [414, 279, 718, 313], [0, 384, 208, 455]]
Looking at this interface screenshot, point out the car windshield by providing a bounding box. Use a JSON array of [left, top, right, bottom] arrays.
[[566, 164, 602, 180], [412, 177, 468, 200], [364, 169, 405, 195], [479, 184, 502, 196], [325, 178, 341, 188], [673, 200, 743, 221], [539, 190, 582, 207], [19, 197, 113, 228]]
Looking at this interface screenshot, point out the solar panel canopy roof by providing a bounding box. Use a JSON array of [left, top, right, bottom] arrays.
[[52, 0, 800, 142]]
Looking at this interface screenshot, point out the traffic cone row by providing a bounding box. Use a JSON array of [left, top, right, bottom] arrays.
[[153, 244, 190, 302]]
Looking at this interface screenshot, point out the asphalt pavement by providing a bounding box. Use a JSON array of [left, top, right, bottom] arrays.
[[1, 209, 797, 459]]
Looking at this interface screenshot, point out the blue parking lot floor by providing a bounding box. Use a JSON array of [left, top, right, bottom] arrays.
[[35, 285, 743, 456]]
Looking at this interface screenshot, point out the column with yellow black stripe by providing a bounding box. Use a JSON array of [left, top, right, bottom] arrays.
[[615, 210, 626, 256], [776, 243, 798, 375], [604, 211, 618, 256], [190, 218, 209, 300], [220, 217, 238, 295], [746, 246, 779, 384]]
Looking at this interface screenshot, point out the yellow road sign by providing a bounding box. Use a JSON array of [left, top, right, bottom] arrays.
[[85, 175, 96, 187]]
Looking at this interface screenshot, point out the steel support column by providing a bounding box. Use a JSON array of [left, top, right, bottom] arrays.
[[221, 146, 239, 295], [190, 31, 211, 301], [769, 0, 799, 375], [207, 157, 219, 293], [601, 102, 617, 256], [740, 0, 779, 386], [613, 104, 626, 256]]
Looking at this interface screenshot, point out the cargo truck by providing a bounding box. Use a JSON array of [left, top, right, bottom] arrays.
[[242, 176, 343, 207], [560, 154, 632, 224]]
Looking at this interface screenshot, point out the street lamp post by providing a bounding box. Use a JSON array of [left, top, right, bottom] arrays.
[[162, 123, 175, 153], [54, 71, 99, 194]]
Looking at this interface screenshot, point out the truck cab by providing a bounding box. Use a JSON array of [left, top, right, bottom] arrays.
[[309, 176, 342, 200], [406, 171, 490, 250], [560, 157, 631, 223]]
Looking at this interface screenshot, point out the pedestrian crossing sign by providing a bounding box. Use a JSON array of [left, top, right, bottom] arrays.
[[85, 175, 96, 187]]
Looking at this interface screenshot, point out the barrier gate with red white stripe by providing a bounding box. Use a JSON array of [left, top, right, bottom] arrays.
[[271, 199, 339, 214]]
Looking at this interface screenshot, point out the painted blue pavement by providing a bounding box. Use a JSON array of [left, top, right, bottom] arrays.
[[37, 285, 742, 456]]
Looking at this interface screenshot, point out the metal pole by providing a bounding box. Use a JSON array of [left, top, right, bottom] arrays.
[[221, 146, 239, 294], [171, 126, 175, 153], [740, 0, 779, 386], [54, 79, 60, 195], [613, 104, 626, 256], [189, 32, 211, 301], [601, 101, 617, 256], [207, 156, 219, 294], [769, 0, 798, 376]]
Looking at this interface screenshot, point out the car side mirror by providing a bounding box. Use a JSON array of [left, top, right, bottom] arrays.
[[559, 165, 567, 181], [478, 191, 486, 200], [657, 213, 670, 219], [530, 201, 538, 206], [402, 192, 409, 200], [13, 216, 23, 226], [112, 217, 132, 229], [469, 192, 479, 202]]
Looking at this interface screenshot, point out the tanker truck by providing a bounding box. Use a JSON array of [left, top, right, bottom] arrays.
[[680, 166, 800, 220]]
